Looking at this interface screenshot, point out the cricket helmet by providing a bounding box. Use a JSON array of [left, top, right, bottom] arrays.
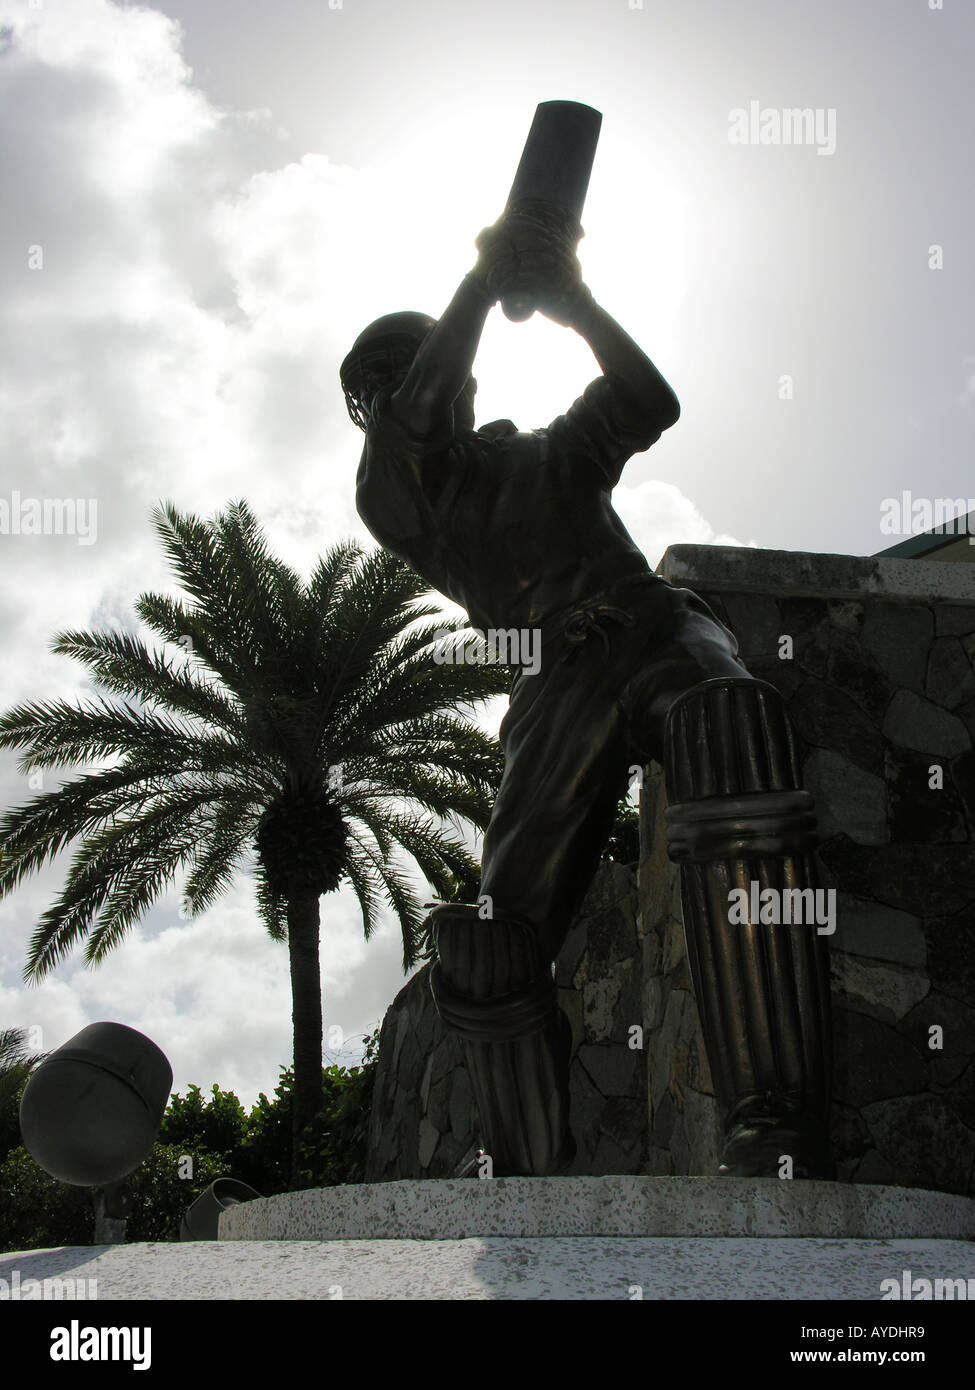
[[340, 310, 436, 429]]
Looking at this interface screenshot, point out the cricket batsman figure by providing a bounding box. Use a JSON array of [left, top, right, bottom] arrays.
[[341, 104, 834, 1180]]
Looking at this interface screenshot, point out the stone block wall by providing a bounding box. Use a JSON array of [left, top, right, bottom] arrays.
[[643, 546, 975, 1194]]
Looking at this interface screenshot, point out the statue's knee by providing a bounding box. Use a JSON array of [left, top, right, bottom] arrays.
[[662, 676, 818, 863], [427, 903, 556, 1043]]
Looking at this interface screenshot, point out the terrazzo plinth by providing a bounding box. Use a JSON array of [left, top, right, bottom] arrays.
[[3, 1237, 975, 1300], [218, 1176, 975, 1242]]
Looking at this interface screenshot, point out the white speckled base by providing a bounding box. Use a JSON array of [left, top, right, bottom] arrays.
[[218, 1176, 975, 1242], [2, 1237, 974, 1300]]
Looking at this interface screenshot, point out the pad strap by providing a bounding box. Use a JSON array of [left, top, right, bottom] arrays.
[[665, 789, 818, 861], [429, 961, 556, 1042]]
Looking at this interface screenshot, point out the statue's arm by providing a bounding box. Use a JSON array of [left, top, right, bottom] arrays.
[[543, 285, 681, 488], [388, 272, 496, 437], [564, 289, 680, 431]]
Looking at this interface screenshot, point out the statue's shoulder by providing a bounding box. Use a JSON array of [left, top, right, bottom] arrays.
[[367, 387, 458, 458]]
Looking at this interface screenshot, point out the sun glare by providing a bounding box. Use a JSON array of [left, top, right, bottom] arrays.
[[373, 102, 696, 432]]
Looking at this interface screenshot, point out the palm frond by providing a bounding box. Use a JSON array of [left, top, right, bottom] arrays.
[[0, 695, 251, 775], [134, 591, 252, 694], [376, 807, 483, 903], [254, 863, 288, 942], [51, 628, 245, 737], [338, 847, 384, 944], [24, 789, 217, 979], [181, 798, 256, 916]]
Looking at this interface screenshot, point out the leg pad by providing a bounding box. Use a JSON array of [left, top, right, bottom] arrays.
[[663, 679, 834, 1178], [427, 903, 574, 1175]]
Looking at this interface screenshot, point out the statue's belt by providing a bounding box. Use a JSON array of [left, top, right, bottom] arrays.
[[535, 573, 665, 663]]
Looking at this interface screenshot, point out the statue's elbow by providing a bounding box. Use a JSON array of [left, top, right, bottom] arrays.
[[659, 391, 681, 431]]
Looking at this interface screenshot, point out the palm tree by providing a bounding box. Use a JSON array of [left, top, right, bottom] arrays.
[[0, 1026, 45, 1162], [0, 501, 509, 1172]]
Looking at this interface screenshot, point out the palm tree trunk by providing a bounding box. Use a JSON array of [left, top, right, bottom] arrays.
[[286, 888, 324, 1187]]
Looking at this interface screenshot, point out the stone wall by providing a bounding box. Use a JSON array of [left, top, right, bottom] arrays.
[[365, 546, 975, 1195], [644, 545, 975, 1195]]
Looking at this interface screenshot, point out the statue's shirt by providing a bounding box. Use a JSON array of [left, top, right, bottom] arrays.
[[356, 375, 667, 633]]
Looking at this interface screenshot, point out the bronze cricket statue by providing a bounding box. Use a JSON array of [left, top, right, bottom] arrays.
[[341, 101, 834, 1179]]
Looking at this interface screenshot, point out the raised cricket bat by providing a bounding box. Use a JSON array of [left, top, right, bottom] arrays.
[[501, 100, 602, 322]]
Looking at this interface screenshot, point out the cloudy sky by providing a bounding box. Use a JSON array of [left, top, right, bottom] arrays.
[[0, 0, 971, 1110]]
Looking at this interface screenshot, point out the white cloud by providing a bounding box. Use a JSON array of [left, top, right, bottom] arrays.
[[613, 478, 755, 570]]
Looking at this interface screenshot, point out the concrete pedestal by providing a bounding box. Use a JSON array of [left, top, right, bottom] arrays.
[[218, 1175, 975, 1242], [4, 1233, 975, 1300]]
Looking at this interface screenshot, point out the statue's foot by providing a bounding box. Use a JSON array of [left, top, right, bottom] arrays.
[[455, 1132, 576, 1179], [451, 1145, 482, 1179], [718, 1114, 835, 1180]]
